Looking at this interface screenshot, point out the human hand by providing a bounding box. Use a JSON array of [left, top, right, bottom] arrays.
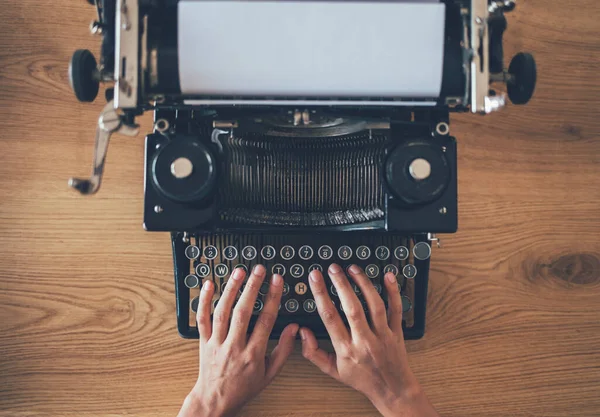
[[300, 264, 438, 417], [178, 265, 299, 417]]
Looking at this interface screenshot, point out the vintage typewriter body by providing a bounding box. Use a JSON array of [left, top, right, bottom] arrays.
[[69, 0, 536, 339]]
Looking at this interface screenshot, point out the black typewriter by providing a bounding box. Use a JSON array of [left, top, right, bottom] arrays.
[[68, 0, 536, 339]]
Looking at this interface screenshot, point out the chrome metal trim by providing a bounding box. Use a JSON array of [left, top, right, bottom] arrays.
[[115, 0, 139, 109], [183, 99, 437, 107], [470, 0, 490, 113]]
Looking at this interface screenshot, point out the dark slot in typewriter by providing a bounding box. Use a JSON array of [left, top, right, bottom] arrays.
[[68, 0, 536, 339]]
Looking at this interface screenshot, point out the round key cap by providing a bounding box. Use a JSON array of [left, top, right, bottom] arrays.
[[185, 245, 200, 260], [223, 245, 238, 261], [214, 264, 229, 278], [234, 264, 248, 274], [253, 299, 264, 313], [413, 242, 432, 260], [352, 284, 361, 295], [401, 296, 412, 313], [303, 299, 317, 313], [196, 263, 210, 278], [282, 282, 290, 296], [373, 283, 382, 294], [184, 274, 199, 288], [308, 264, 323, 272], [290, 264, 304, 279], [272, 264, 286, 276], [259, 282, 270, 295], [285, 299, 299, 313], [403, 264, 417, 279], [203, 245, 218, 260], [261, 245, 276, 260], [330, 285, 338, 296], [318, 245, 333, 260], [383, 264, 399, 277], [299, 245, 314, 260], [394, 246, 409, 260], [375, 246, 390, 260], [338, 245, 352, 260], [356, 245, 371, 260], [295, 282, 308, 295], [281, 245, 295, 260], [242, 245, 257, 260], [365, 264, 379, 279], [190, 297, 199, 313]]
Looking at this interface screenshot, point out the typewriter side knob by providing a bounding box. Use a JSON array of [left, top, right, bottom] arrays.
[[507, 52, 537, 105], [69, 49, 100, 103], [151, 137, 217, 204], [385, 141, 450, 206]]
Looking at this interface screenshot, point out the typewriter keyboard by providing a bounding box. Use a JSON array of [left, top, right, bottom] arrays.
[[174, 233, 431, 339]]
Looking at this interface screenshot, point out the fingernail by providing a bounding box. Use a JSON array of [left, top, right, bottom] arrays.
[[253, 264, 266, 276], [300, 328, 307, 340], [386, 273, 397, 284], [291, 325, 300, 337], [272, 274, 283, 286], [309, 271, 321, 283], [202, 280, 211, 290], [328, 263, 342, 274], [232, 268, 244, 281], [349, 264, 361, 274]]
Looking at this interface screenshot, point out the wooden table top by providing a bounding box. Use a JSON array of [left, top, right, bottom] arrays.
[[1, 1, 599, 416]]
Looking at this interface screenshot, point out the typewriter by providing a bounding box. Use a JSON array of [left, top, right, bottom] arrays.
[[68, 0, 536, 339]]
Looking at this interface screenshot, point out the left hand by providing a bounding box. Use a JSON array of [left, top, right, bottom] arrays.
[[178, 265, 299, 417]]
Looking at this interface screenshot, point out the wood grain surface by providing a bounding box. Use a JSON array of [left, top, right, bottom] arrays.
[[1, 1, 599, 416]]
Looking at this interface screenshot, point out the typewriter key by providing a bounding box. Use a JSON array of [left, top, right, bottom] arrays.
[[290, 264, 304, 279], [303, 299, 317, 313], [299, 245, 314, 260], [190, 297, 199, 313], [214, 264, 229, 278], [394, 246, 409, 261], [373, 284, 382, 294], [281, 245, 295, 260], [401, 296, 413, 313], [295, 282, 308, 295], [272, 264, 286, 276], [330, 285, 338, 297], [285, 299, 299, 313], [185, 245, 200, 260], [242, 246, 257, 260], [184, 275, 200, 289], [375, 246, 390, 260], [282, 282, 290, 296], [318, 245, 333, 260], [253, 299, 264, 313], [223, 246, 238, 261], [384, 264, 399, 277], [403, 264, 417, 279], [413, 242, 432, 260], [261, 245, 276, 260], [338, 246, 352, 260], [203, 245, 218, 260], [356, 245, 371, 260], [365, 264, 380, 279], [234, 264, 248, 274], [196, 263, 210, 278], [259, 282, 270, 296], [308, 264, 323, 273]]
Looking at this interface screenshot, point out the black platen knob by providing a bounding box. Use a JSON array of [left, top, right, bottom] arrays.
[[507, 52, 537, 105], [87, 0, 96, 5], [69, 49, 100, 103]]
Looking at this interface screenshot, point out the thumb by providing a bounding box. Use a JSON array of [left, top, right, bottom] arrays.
[[264, 323, 299, 384]]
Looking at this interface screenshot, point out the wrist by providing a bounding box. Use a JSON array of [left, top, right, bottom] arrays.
[[369, 380, 438, 417], [178, 392, 238, 417]]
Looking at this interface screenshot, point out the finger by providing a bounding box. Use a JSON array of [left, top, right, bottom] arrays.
[[347, 265, 388, 332], [264, 323, 300, 383], [308, 269, 349, 345], [197, 280, 215, 343], [384, 272, 404, 335], [229, 264, 267, 343], [212, 267, 246, 343], [300, 327, 339, 380], [327, 264, 370, 336], [249, 274, 284, 351]]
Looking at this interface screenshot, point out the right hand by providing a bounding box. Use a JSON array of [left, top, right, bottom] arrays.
[[300, 264, 439, 417]]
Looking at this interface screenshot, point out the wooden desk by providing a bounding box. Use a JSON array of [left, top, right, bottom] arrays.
[[1, 1, 599, 416]]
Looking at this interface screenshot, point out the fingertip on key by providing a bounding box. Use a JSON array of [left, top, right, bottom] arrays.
[[232, 267, 245, 281], [349, 264, 361, 274], [385, 272, 397, 284], [253, 264, 266, 276], [328, 263, 342, 274], [271, 274, 283, 286], [309, 270, 322, 283], [202, 280, 212, 291]]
